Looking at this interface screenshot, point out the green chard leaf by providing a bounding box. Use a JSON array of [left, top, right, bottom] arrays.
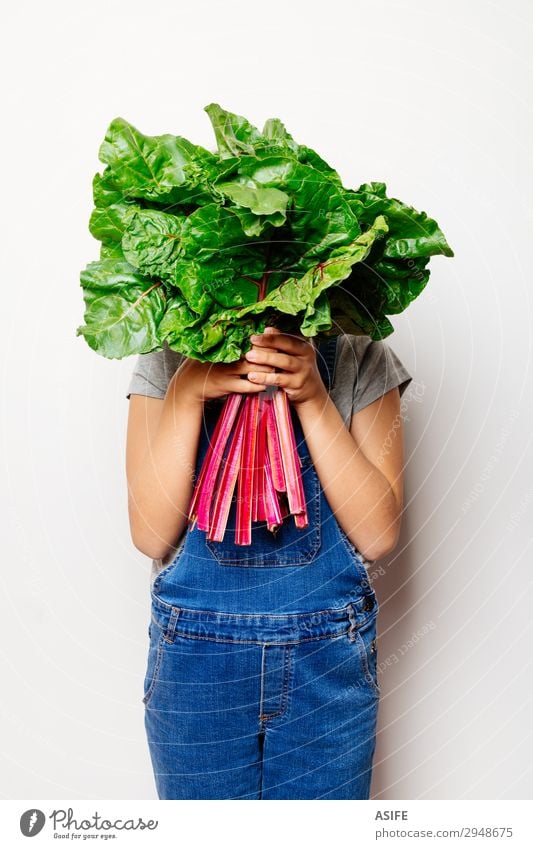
[[98, 117, 218, 205], [78, 106, 453, 361], [231, 215, 389, 329], [121, 207, 185, 281], [76, 259, 166, 358], [347, 181, 454, 259], [204, 103, 264, 158]]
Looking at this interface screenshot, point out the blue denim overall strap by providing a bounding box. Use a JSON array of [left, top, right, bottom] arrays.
[[151, 334, 378, 615]]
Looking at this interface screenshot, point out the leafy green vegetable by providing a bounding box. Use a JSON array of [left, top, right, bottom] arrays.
[[77, 259, 167, 357], [77, 104, 453, 361]]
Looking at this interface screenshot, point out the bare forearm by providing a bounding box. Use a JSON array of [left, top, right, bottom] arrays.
[[296, 392, 399, 561], [128, 386, 203, 559]]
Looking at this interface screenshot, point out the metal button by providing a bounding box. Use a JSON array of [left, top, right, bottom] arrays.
[[362, 595, 375, 612]]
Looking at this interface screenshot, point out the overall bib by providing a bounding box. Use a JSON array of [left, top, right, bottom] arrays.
[[143, 337, 381, 799]]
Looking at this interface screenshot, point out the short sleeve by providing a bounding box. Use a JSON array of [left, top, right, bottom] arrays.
[[126, 340, 185, 400], [352, 338, 413, 416]]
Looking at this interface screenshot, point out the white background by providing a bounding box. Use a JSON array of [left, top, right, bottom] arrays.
[[1, 0, 532, 800]]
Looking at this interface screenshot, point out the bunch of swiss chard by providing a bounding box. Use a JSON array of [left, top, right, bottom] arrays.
[[77, 104, 453, 544]]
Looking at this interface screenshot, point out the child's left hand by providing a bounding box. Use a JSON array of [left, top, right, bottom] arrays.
[[243, 326, 328, 407]]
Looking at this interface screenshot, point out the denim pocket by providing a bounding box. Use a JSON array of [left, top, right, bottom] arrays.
[[205, 454, 321, 567], [142, 622, 165, 707], [151, 533, 188, 595], [353, 610, 380, 699]]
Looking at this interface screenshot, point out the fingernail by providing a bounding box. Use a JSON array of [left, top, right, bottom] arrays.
[[248, 373, 257, 380]]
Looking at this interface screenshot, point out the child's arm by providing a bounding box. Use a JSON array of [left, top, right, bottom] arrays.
[[126, 352, 273, 560], [298, 388, 405, 562], [245, 328, 405, 562]]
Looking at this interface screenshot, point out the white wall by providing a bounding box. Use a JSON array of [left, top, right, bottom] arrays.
[[1, 0, 531, 800]]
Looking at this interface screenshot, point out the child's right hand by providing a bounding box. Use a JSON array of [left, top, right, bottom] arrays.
[[169, 345, 275, 406]]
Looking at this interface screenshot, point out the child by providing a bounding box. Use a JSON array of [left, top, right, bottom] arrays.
[[126, 328, 412, 800]]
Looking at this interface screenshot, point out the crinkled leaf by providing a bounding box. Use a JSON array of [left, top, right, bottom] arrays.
[[348, 181, 454, 259], [99, 117, 217, 204], [300, 290, 332, 335], [226, 205, 282, 238], [328, 284, 395, 338], [343, 253, 431, 336], [297, 144, 342, 183], [205, 103, 302, 161], [92, 169, 126, 207], [121, 207, 185, 280], [204, 103, 264, 159], [100, 242, 126, 260], [89, 202, 136, 248], [76, 259, 166, 358], [162, 305, 261, 362], [216, 181, 289, 219], [261, 117, 300, 156], [221, 153, 360, 268], [90, 171, 142, 251], [231, 215, 388, 331]]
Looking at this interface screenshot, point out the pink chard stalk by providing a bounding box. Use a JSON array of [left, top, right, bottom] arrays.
[[186, 360, 309, 545]]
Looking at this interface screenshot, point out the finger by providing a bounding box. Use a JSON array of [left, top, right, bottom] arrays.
[[215, 355, 273, 374], [226, 378, 272, 394], [246, 370, 290, 388], [244, 348, 298, 372], [233, 358, 276, 375], [249, 330, 312, 356]]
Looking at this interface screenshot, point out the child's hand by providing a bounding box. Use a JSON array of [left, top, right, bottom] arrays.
[[244, 327, 329, 407], [170, 352, 275, 406]]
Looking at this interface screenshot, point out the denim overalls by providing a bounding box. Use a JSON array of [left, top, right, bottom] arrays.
[[143, 337, 381, 800]]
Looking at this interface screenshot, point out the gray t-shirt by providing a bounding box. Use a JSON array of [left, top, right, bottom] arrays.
[[126, 334, 413, 572], [126, 334, 413, 429]]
